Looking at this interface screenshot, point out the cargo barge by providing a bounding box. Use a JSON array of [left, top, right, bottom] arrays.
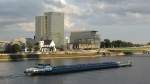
[[24, 61, 132, 76]]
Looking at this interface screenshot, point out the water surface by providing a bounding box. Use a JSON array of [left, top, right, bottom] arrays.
[[0, 55, 150, 84]]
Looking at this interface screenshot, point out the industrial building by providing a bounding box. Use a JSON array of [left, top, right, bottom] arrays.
[[70, 31, 101, 49], [35, 12, 64, 48]]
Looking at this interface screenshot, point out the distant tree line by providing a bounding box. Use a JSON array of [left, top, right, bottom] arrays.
[[100, 39, 142, 48], [4, 42, 25, 53], [4, 42, 40, 53], [5, 44, 21, 53], [147, 42, 150, 45]]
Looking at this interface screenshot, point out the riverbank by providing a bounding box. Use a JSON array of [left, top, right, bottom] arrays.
[[0, 50, 100, 61], [0, 48, 148, 62]]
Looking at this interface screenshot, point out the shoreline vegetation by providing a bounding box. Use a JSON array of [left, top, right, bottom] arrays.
[[0, 47, 149, 62]]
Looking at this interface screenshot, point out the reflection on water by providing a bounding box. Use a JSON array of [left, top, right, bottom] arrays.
[[0, 55, 150, 84]]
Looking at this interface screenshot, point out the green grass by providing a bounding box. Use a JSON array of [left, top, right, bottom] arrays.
[[105, 47, 150, 52]]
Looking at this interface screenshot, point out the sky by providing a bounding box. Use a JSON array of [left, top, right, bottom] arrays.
[[0, 0, 150, 43]]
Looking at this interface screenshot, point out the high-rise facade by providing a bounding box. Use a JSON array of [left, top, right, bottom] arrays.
[[35, 12, 64, 48]]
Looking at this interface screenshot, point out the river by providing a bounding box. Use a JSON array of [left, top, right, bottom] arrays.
[[0, 54, 150, 84]]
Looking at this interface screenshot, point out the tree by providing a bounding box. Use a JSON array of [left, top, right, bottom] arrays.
[[5, 43, 22, 53], [100, 39, 138, 48], [27, 45, 33, 52], [5, 43, 13, 53], [100, 41, 105, 48], [34, 42, 40, 51], [12, 44, 21, 53], [147, 42, 150, 45], [104, 39, 111, 48]]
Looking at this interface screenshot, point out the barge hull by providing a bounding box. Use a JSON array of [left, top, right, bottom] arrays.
[[25, 62, 132, 76]]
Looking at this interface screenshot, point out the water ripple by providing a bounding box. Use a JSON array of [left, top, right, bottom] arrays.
[[0, 74, 25, 79]]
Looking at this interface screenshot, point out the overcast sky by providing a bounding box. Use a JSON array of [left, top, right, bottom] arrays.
[[0, 0, 150, 43]]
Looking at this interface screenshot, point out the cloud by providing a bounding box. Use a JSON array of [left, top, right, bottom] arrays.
[[0, 0, 44, 31], [43, 0, 150, 32], [2, 0, 150, 32], [18, 22, 35, 32], [0, 0, 150, 42]]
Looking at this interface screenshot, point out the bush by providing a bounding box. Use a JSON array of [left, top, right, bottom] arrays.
[[123, 51, 133, 55]]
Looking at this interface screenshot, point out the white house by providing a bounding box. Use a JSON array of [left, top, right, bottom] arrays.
[[39, 40, 56, 53]]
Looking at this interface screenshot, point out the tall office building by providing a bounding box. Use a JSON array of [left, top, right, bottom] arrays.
[[35, 12, 64, 48]]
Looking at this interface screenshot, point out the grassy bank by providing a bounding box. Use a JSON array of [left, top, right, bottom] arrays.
[[106, 47, 147, 54]]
